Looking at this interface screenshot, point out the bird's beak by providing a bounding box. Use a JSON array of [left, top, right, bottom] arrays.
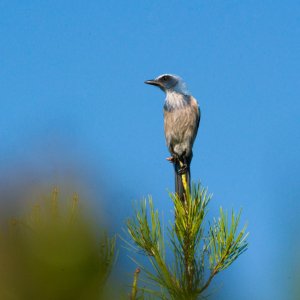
[[144, 79, 161, 87]]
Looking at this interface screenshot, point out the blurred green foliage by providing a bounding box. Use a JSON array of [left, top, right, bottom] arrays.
[[0, 188, 116, 300]]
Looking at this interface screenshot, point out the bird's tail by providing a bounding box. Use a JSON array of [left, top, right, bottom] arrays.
[[174, 161, 190, 202]]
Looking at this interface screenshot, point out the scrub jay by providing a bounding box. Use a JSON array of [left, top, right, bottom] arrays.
[[145, 74, 200, 201]]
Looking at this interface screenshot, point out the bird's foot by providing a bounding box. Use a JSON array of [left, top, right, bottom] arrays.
[[166, 156, 176, 163], [177, 164, 188, 175]]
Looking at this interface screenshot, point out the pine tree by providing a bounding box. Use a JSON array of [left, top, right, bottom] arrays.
[[126, 184, 248, 299]]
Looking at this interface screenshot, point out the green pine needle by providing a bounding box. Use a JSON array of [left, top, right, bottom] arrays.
[[125, 183, 249, 299]]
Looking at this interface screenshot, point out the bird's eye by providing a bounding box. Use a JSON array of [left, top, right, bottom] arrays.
[[162, 76, 168, 81]]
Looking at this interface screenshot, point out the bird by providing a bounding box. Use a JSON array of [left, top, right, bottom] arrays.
[[145, 74, 200, 202]]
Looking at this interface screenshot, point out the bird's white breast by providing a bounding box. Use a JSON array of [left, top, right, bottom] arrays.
[[164, 91, 188, 111]]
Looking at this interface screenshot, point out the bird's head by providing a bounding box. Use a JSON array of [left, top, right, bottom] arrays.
[[145, 74, 189, 95]]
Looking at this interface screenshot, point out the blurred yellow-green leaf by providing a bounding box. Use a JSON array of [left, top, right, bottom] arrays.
[[0, 188, 116, 300]]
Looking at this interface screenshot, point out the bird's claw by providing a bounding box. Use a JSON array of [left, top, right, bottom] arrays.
[[166, 156, 176, 163], [177, 164, 188, 175], [166, 156, 187, 174]]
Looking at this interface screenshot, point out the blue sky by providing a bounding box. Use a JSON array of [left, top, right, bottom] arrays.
[[0, 1, 300, 299]]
